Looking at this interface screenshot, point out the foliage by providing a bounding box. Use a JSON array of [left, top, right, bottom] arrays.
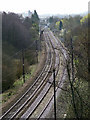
[[52, 14, 89, 118], [59, 21, 63, 30], [47, 17, 60, 30], [56, 21, 60, 27], [31, 10, 39, 24], [56, 20, 63, 30], [2, 64, 36, 103], [63, 15, 89, 118], [2, 11, 39, 92], [80, 14, 90, 24]]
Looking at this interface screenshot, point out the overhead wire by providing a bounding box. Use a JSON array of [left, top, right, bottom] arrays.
[[2, 40, 38, 80], [3, 40, 37, 62]]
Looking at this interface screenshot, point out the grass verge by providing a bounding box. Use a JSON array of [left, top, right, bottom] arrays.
[[2, 64, 36, 104]]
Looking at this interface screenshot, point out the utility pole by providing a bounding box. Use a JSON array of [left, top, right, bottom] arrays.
[[70, 37, 79, 119], [40, 32, 42, 51], [36, 40, 38, 63], [53, 68, 56, 120], [70, 37, 74, 83], [22, 49, 25, 83]]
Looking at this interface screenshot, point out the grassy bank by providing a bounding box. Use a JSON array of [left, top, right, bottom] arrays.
[[2, 50, 44, 104], [2, 64, 36, 104]]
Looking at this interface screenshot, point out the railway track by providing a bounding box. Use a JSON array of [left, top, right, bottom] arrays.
[[19, 31, 59, 119], [29, 54, 65, 119], [0, 32, 55, 120], [37, 68, 67, 119], [19, 30, 68, 119], [1, 29, 69, 119], [38, 30, 69, 119], [33, 30, 69, 119]]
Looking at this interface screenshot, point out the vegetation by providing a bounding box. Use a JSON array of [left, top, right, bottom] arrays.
[[48, 14, 89, 118], [47, 16, 60, 30], [2, 64, 36, 103], [2, 11, 40, 92], [62, 15, 89, 118]]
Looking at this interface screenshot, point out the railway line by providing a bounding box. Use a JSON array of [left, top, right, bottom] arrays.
[[29, 54, 66, 119], [20, 30, 68, 119], [20, 32, 60, 119], [0, 29, 69, 119], [0, 31, 55, 119], [34, 30, 68, 119]]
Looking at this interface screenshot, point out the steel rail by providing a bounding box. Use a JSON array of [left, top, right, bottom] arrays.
[[20, 31, 61, 119], [0, 35, 54, 120], [20, 32, 56, 119], [36, 30, 69, 119]]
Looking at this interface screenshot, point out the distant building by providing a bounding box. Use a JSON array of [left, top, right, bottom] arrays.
[[28, 10, 32, 18], [22, 10, 33, 18]]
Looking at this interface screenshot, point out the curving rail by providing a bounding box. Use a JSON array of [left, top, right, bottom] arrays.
[[20, 30, 61, 119], [1, 29, 69, 120], [0, 33, 54, 120], [28, 29, 69, 119]]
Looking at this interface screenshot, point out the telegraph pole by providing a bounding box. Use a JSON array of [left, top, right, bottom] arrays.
[[22, 49, 25, 83], [36, 40, 38, 63], [70, 37, 74, 82], [70, 37, 79, 119], [53, 68, 56, 120], [40, 32, 42, 51]]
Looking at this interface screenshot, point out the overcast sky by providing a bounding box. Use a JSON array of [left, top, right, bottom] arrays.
[[0, 0, 89, 15]]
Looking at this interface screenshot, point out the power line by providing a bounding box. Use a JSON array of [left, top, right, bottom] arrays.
[[3, 50, 22, 62], [3, 40, 36, 62], [22, 49, 25, 83], [2, 40, 38, 81]]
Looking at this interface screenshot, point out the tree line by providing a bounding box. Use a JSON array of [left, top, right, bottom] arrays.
[[2, 10, 40, 92], [47, 14, 89, 118]]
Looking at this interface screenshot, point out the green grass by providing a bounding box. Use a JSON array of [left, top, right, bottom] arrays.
[[1, 49, 43, 104], [2, 64, 37, 104]]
